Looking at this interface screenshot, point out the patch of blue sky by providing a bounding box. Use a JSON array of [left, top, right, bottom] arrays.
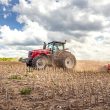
[[0, 0, 24, 30]]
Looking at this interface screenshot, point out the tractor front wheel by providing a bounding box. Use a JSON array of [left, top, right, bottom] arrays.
[[32, 56, 48, 70]]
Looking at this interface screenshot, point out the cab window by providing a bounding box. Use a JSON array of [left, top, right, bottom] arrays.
[[47, 43, 53, 50]]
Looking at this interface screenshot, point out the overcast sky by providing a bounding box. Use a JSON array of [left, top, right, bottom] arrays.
[[0, 0, 110, 60]]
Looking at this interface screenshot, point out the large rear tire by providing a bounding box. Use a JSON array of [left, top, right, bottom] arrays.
[[62, 54, 76, 69], [32, 56, 48, 70], [54, 51, 76, 69]]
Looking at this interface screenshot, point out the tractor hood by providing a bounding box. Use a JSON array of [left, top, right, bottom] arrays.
[[31, 49, 50, 53], [28, 49, 50, 58]]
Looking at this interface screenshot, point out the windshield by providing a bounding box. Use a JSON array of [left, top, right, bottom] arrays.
[[54, 43, 64, 50], [47, 42, 64, 52]]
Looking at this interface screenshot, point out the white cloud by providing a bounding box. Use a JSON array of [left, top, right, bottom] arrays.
[[0, 19, 48, 57], [3, 13, 9, 19], [3, 7, 6, 11], [0, 18, 47, 46], [0, 0, 11, 5], [91, 0, 110, 5]]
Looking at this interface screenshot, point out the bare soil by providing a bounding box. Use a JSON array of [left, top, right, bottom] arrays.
[[0, 60, 110, 110]]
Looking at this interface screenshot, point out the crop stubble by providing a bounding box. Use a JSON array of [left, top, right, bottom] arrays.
[[0, 61, 110, 110]]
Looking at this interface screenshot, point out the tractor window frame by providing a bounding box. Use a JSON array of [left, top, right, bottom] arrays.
[[47, 43, 53, 50], [47, 42, 65, 53], [54, 43, 64, 50]]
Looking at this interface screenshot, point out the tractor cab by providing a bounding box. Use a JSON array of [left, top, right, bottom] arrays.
[[47, 41, 66, 53]]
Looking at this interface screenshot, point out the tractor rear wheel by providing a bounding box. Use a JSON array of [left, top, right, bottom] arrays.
[[62, 54, 76, 69], [54, 51, 76, 69], [32, 56, 48, 70]]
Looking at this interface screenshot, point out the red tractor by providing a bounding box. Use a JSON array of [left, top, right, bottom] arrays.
[[26, 41, 76, 70]]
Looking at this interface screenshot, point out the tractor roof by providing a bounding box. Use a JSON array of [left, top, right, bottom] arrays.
[[48, 41, 66, 44]]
